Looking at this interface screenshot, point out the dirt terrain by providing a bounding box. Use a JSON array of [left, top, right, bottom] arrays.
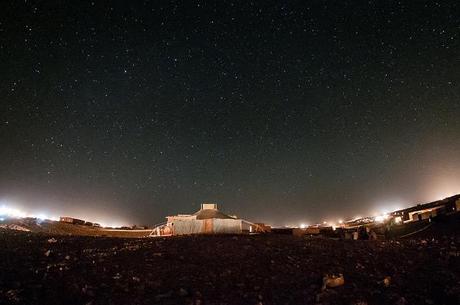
[[0, 230, 459, 305]]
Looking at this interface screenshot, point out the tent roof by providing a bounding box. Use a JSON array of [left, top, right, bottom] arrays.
[[193, 208, 235, 220]]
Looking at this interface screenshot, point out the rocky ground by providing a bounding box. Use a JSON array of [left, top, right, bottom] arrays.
[[0, 230, 459, 305]]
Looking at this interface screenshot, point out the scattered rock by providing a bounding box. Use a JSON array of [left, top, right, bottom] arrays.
[[178, 287, 188, 296], [155, 290, 173, 301], [113, 273, 122, 280], [395, 297, 407, 305], [383, 276, 391, 287], [6, 289, 20, 302], [322, 274, 345, 289]]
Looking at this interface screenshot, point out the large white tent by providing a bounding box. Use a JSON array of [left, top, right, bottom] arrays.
[[150, 203, 255, 236]]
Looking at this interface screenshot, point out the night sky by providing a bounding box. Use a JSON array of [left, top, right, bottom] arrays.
[[1, 1, 460, 226]]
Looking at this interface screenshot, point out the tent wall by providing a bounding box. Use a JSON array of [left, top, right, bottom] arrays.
[[213, 219, 242, 234], [170, 219, 243, 235], [241, 220, 253, 232], [172, 219, 204, 235]]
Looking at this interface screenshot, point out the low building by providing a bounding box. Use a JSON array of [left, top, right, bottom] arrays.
[[59, 216, 85, 225], [151, 203, 255, 236], [254, 223, 271, 233], [391, 194, 460, 223], [408, 207, 441, 221]]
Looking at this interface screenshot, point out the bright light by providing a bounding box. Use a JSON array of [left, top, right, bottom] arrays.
[[36, 213, 48, 220], [374, 214, 389, 223], [394, 216, 402, 224], [0, 206, 27, 218], [0, 204, 61, 222], [99, 223, 124, 228], [0, 201, 128, 227], [35, 213, 59, 221], [374, 198, 408, 215], [300, 223, 307, 229], [338, 219, 343, 224]]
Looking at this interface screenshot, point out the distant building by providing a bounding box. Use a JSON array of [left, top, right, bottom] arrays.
[[254, 223, 271, 233], [292, 227, 320, 236], [151, 203, 256, 236], [59, 216, 85, 225], [391, 194, 460, 223]]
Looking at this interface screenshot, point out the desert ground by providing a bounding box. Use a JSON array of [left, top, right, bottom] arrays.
[[0, 226, 459, 305]]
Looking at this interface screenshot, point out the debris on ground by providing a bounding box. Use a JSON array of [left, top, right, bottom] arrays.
[[322, 273, 345, 289], [0, 231, 459, 305], [382, 276, 391, 287]]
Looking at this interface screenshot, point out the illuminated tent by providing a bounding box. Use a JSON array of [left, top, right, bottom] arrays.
[[151, 203, 254, 236]]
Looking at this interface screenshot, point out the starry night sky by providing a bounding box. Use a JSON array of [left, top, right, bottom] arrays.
[[1, 1, 460, 226]]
